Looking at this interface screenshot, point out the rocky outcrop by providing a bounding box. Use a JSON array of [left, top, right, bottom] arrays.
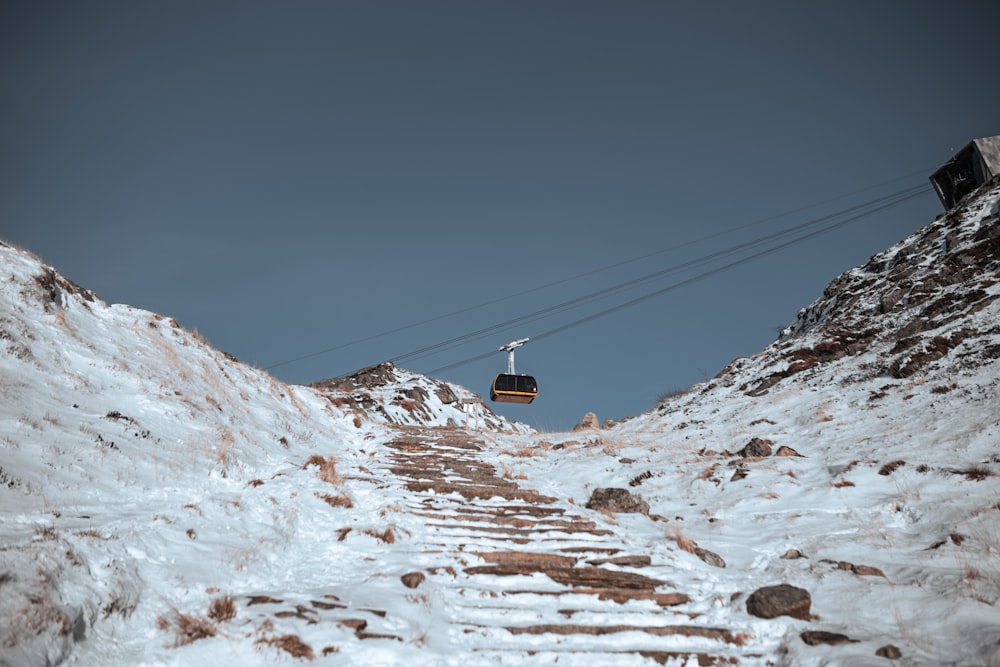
[[704, 178, 1000, 398]]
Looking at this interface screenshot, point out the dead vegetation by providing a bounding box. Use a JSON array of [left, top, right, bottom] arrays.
[[208, 595, 237, 623], [878, 460, 906, 476], [317, 492, 354, 508], [949, 463, 996, 481], [364, 527, 397, 544], [159, 610, 217, 646], [304, 455, 340, 484]]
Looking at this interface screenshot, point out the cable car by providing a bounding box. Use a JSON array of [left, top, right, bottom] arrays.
[[490, 338, 538, 404], [490, 372, 538, 404]]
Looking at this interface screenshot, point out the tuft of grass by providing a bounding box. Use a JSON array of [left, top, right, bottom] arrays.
[[364, 527, 397, 544], [207, 595, 236, 623], [950, 463, 995, 481], [304, 455, 340, 484], [317, 492, 353, 508], [656, 386, 691, 404], [500, 444, 540, 458], [162, 609, 217, 646], [667, 527, 698, 554], [878, 460, 906, 476]]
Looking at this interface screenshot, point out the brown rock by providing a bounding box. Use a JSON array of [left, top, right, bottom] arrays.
[[746, 584, 811, 620], [851, 564, 887, 578], [585, 488, 649, 514], [573, 412, 601, 431], [401, 572, 425, 589], [775, 445, 804, 457], [738, 438, 773, 458], [694, 547, 726, 568], [876, 644, 902, 659], [801, 630, 857, 646]]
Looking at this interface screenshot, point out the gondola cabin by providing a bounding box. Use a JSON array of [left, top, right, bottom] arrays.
[[490, 373, 538, 404]]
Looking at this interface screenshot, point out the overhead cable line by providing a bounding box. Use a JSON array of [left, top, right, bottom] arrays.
[[424, 184, 932, 375], [263, 172, 931, 371], [391, 183, 929, 369]]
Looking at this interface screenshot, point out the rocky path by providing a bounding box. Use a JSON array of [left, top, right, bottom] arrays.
[[376, 427, 763, 666]]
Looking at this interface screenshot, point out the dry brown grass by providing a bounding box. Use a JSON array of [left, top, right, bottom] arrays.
[[499, 462, 528, 480], [207, 595, 236, 623], [304, 455, 340, 484], [364, 527, 397, 544], [500, 444, 540, 458], [317, 492, 354, 508], [666, 527, 698, 554], [256, 634, 315, 660], [162, 610, 217, 646], [33, 525, 59, 541], [950, 463, 996, 481], [879, 460, 906, 476], [696, 463, 720, 483]]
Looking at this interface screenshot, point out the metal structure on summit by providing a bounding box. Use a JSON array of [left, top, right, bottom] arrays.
[[490, 338, 538, 404]]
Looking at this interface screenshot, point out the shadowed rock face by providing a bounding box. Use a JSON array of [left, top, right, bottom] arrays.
[[697, 179, 1000, 400]]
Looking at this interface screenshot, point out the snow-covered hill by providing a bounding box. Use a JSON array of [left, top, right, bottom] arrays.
[[530, 178, 1000, 663], [2, 176, 999, 667], [0, 246, 522, 666]]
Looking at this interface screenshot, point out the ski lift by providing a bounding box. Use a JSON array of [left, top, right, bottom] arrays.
[[490, 338, 538, 404]]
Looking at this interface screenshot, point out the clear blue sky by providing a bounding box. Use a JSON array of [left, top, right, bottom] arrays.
[[2, 2, 998, 431]]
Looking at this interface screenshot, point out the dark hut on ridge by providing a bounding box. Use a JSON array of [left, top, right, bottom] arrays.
[[930, 135, 1000, 210]]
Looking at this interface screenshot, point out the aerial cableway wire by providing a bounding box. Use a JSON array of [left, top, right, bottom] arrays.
[[422, 183, 931, 375], [390, 183, 927, 368], [263, 172, 930, 372]]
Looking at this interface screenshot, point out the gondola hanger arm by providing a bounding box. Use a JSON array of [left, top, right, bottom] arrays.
[[499, 338, 529, 375]]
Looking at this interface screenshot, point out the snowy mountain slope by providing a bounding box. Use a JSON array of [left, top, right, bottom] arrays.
[[1, 177, 999, 667], [504, 179, 1000, 664], [0, 243, 522, 666]]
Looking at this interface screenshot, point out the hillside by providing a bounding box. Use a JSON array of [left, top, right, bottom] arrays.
[[1, 177, 999, 666]]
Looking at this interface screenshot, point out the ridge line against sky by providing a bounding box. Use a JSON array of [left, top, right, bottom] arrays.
[[2, 1, 997, 429]]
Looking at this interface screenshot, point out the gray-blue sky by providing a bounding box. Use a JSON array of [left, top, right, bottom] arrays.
[[2, 1, 998, 430]]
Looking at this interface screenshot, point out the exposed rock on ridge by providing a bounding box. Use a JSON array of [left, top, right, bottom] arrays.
[[713, 178, 1000, 397]]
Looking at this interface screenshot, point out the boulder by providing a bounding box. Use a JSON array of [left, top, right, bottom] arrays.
[[746, 584, 811, 620], [694, 547, 726, 568], [876, 645, 902, 659], [585, 488, 649, 514], [738, 438, 773, 458], [400, 572, 425, 589]]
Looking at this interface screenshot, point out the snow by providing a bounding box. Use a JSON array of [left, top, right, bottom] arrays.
[[3, 180, 1000, 666]]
